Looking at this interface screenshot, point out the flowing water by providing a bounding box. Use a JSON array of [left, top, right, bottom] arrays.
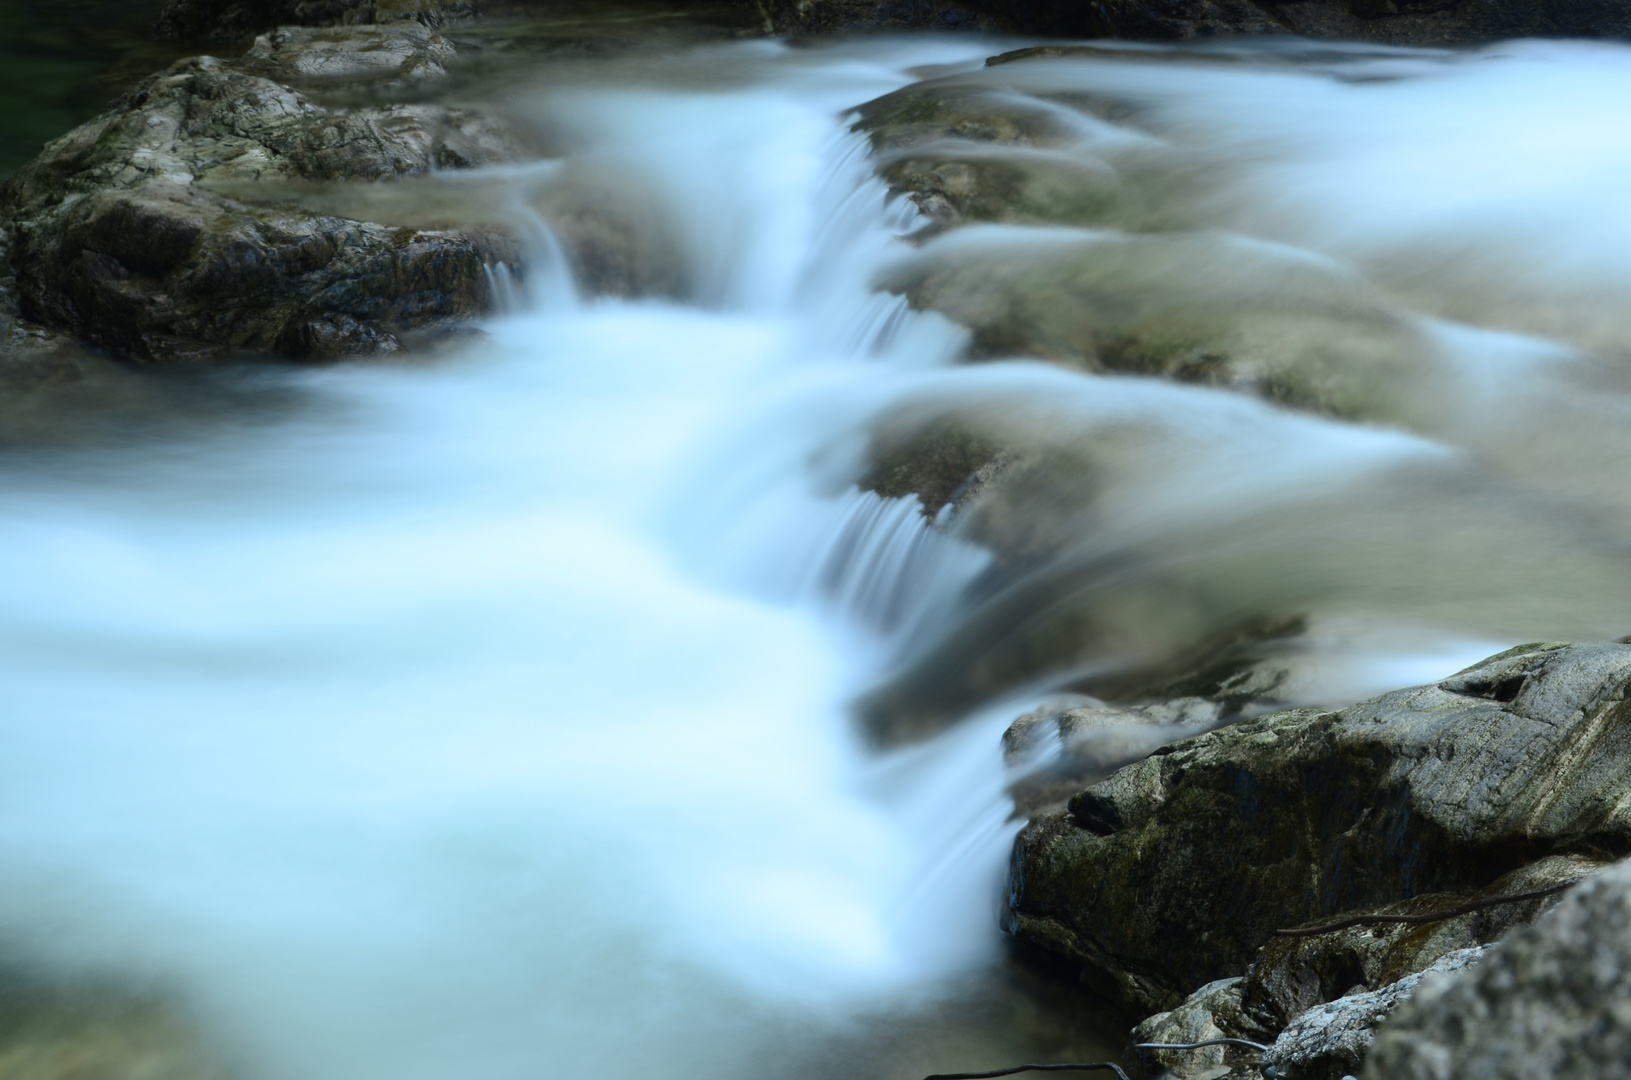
[[5, 15, 1631, 1080]]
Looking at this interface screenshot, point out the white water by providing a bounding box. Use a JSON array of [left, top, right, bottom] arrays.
[[0, 37, 1090, 1080], [5, 27, 1631, 1080]]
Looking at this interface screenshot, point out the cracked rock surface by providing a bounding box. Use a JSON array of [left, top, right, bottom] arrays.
[[1261, 944, 1493, 1080], [0, 45, 519, 362], [1006, 641, 1631, 1016], [1365, 855, 1631, 1080]]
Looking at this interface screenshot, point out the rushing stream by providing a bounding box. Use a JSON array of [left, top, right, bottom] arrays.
[[5, 15, 1631, 1080]]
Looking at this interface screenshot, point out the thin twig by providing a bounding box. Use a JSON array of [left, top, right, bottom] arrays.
[[1273, 880, 1578, 938], [1135, 1039, 1269, 1053], [924, 1063, 1131, 1080]]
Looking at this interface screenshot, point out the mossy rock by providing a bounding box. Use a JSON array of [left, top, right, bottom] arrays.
[[1006, 641, 1631, 1016], [0, 51, 520, 361]]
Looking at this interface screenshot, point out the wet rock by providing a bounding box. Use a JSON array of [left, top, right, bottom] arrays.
[[854, 400, 1318, 743], [1, 231, 86, 371], [1005, 641, 1631, 1016], [878, 226, 1444, 425], [1364, 855, 1631, 1080], [1130, 976, 1271, 1079], [157, 0, 479, 42], [1006, 697, 1222, 817], [1242, 853, 1599, 1032], [0, 53, 520, 362], [851, 75, 1178, 239], [1259, 944, 1492, 1080], [239, 23, 460, 84]]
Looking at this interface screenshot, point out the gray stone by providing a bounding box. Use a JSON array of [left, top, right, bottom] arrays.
[[1005, 642, 1631, 1016], [1365, 856, 1631, 1080], [1131, 977, 1271, 1079], [1006, 697, 1222, 817], [239, 23, 459, 84], [1262, 945, 1492, 1080], [1241, 853, 1598, 1031], [0, 50, 520, 362]]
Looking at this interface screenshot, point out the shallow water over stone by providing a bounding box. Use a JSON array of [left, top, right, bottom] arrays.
[[4, 18, 1631, 1080]]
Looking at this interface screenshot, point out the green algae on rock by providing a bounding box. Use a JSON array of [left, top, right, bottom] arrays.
[[1005, 641, 1631, 1017]]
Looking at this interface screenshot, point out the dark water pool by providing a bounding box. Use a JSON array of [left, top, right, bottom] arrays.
[[0, 0, 180, 180]]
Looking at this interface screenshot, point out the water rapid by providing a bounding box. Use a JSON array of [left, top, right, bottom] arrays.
[[4, 25, 1631, 1080]]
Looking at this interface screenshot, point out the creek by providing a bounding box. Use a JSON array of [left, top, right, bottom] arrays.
[[4, 15, 1631, 1080]]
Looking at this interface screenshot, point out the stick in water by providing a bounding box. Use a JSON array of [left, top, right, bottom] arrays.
[[1273, 881, 1578, 938], [1135, 1039, 1270, 1053]]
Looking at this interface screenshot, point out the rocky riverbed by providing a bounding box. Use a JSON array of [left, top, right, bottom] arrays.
[[5, 4, 1631, 1080]]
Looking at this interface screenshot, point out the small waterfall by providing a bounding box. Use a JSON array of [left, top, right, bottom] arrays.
[[807, 487, 990, 653]]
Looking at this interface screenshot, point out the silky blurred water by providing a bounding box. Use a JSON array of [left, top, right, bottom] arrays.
[[5, 23, 1631, 1080]]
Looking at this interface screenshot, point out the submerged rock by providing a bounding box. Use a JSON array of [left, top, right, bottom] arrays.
[[1005, 641, 1631, 1016], [851, 75, 1178, 239], [0, 50, 519, 362], [1365, 855, 1631, 1080], [878, 226, 1444, 425]]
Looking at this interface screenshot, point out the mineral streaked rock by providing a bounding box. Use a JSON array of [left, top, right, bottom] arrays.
[[0, 53, 519, 362], [1364, 854, 1631, 1080], [1259, 944, 1493, 1080], [1005, 641, 1631, 1016]]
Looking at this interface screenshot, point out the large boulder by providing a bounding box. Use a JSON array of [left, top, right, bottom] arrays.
[[1365, 855, 1631, 1080], [0, 47, 519, 362], [1005, 641, 1631, 1016]]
